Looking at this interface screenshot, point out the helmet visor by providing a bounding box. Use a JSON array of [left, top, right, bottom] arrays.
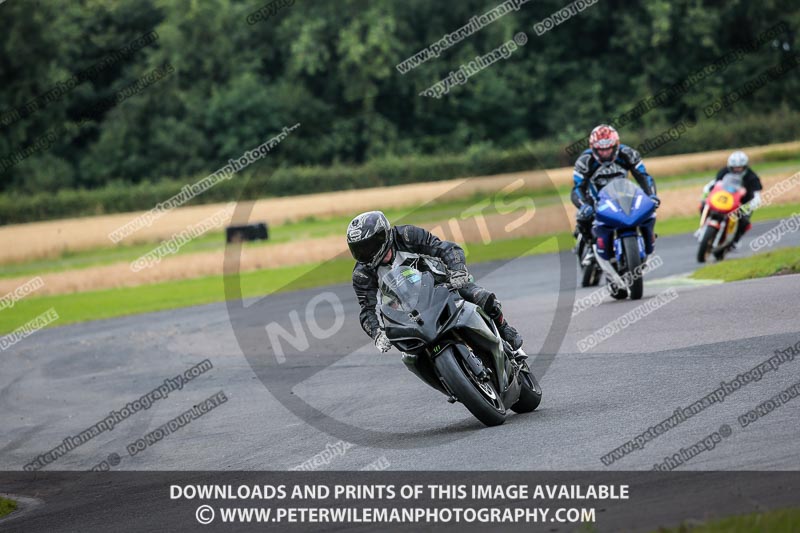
[[348, 228, 388, 265]]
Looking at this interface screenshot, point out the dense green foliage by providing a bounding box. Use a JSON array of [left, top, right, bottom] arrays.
[[1, 0, 798, 220], [3, 111, 800, 224]]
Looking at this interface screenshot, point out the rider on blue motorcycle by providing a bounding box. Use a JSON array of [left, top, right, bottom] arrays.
[[571, 124, 660, 269], [347, 211, 524, 353]]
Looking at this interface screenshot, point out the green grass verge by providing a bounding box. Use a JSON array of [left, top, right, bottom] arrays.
[[691, 246, 800, 282], [0, 190, 570, 279], [655, 508, 800, 532], [9, 190, 791, 280], [0, 497, 17, 519], [0, 233, 570, 335], [3, 199, 798, 334], [5, 158, 798, 279]]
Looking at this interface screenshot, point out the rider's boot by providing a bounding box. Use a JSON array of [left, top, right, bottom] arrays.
[[730, 219, 750, 251], [487, 301, 523, 352]]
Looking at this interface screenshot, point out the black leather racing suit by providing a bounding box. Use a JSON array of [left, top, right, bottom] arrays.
[[352, 224, 499, 340]]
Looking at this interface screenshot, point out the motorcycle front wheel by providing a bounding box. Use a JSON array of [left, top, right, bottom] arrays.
[[622, 235, 643, 300], [697, 224, 717, 263], [433, 347, 506, 427]]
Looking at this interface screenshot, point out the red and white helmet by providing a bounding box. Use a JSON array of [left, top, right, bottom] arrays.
[[589, 124, 620, 162]]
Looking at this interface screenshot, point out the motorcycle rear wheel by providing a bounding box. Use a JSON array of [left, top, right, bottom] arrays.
[[581, 261, 601, 287], [510, 362, 542, 413]]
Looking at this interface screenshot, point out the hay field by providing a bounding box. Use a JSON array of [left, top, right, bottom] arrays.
[[3, 168, 799, 297], [3, 141, 798, 265]]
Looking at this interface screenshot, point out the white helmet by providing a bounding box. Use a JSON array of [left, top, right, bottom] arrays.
[[727, 151, 748, 170]]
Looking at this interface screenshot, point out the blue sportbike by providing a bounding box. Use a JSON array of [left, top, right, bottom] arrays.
[[590, 178, 657, 300]]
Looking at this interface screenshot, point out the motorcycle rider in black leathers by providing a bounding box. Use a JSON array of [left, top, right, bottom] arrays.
[[571, 124, 660, 272], [347, 211, 524, 357], [698, 150, 762, 250]]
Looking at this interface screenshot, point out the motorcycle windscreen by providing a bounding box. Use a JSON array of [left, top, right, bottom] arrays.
[[596, 178, 655, 227], [601, 178, 638, 215], [720, 172, 744, 193], [379, 266, 432, 312]]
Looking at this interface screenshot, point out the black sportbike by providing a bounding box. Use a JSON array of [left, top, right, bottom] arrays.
[[379, 265, 541, 427]]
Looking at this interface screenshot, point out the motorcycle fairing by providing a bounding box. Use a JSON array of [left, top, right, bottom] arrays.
[[595, 178, 656, 228], [379, 266, 514, 398]]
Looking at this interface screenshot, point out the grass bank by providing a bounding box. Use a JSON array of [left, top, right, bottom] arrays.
[[0, 233, 570, 334], [3, 157, 799, 279], [691, 246, 800, 282], [654, 508, 800, 532], [0, 497, 17, 519]]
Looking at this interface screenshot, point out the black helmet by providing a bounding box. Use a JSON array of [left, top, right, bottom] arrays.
[[347, 211, 393, 268]]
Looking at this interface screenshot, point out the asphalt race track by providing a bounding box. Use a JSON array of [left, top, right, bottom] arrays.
[[1, 220, 799, 531]]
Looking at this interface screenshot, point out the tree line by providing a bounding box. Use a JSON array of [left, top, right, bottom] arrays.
[[0, 0, 798, 203]]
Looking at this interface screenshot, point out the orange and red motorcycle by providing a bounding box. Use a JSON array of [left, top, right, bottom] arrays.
[[696, 172, 746, 263]]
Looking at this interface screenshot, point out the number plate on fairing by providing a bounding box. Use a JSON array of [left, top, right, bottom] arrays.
[[709, 191, 733, 211]]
